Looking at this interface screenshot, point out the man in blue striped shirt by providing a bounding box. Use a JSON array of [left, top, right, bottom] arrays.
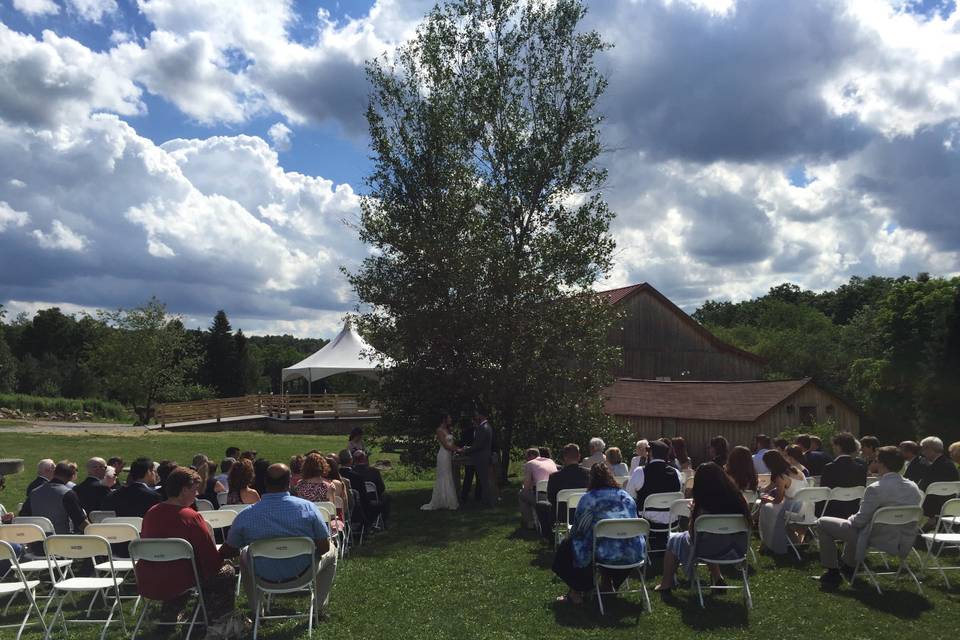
[[221, 464, 337, 615]]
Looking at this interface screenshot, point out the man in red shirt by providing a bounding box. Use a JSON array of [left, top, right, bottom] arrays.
[[136, 467, 236, 622]]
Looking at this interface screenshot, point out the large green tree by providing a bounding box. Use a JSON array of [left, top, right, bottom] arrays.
[[349, 0, 620, 471]]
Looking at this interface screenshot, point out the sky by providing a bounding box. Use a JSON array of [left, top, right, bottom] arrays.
[[0, 0, 958, 338]]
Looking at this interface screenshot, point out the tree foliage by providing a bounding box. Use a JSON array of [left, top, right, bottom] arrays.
[[349, 0, 620, 469]]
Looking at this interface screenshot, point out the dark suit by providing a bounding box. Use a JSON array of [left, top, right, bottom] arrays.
[[352, 464, 391, 526], [903, 457, 928, 485], [804, 450, 831, 477], [535, 464, 589, 541], [919, 455, 960, 517], [101, 482, 161, 518], [458, 425, 481, 502], [73, 477, 112, 514], [821, 455, 868, 518], [339, 466, 370, 527], [25, 476, 48, 499]]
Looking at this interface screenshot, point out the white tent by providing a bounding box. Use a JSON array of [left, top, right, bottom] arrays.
[[282, 319, 389, 388]]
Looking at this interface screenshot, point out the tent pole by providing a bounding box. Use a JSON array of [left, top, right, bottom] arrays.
[[308, 369, 312, 398]]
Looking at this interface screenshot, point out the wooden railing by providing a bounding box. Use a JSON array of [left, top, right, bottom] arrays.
[[156, 394, 375, 426]]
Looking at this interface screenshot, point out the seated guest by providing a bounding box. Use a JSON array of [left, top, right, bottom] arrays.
[[323, 455, 349, 534], [155, 460, 178, 499], [348, 427, 365, 457], [226, 458, 260, 505], [193, 454, 226, 507], [818, 446, 923, 584], [809, 435, 831, 458], [519, 448, 558, 530], [221, 464, 337, 616], [21, 460, 88, 534], [253, 458, 270, 496], [74, 457, 112, 514], [785, 445, 811, 477], [797, 434, 830, 476], [661, 437, 680, 469], [773, 438, 789, 453], [605, 447, 629, 477], [656, 462, 752, 592], [672, 437, 692, 473], [240, 450, 257, 462], [337, 449, 369, 527], [725, 446, 759, 491], [752, 434, 772, 474], [950, 441, 960, 465], [103, 457, 161, 517], [352, 451, 391, 529], [629, 440, 650, 473], [859, 436, 881, 474], [821, 432, 868, 518], [900, 441, 928, 484], [708, 436, 729, 467], [919, 436, 960, 518], [293, 453, 333, 502], [625, 440, 682, 533], [215, 457, 234, 489], [138, 467, 236, 622], [535, 444, 589, 542], [103, 466, 117, 489], [758, 450, 807, 555], [225, 447, 241, 461], [552, 463, 645, 605], [107, 457, 124, 480], [290, 455, 305, 488], [26, 459, 55, 498], [580, 438, 606, 469]]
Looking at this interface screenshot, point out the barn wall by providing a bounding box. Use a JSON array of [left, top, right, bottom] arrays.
[[610, 290, 762, 381], [754, 385, 860, 436], [613, 415, 759, 465]]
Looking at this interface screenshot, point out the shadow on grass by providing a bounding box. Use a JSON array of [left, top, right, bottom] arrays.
[[657, 586, 750, 630], [551, 589, 648, 629], [829, 582, 933, 619]]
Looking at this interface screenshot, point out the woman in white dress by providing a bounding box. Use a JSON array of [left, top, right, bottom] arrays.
[[421, 414, 460, 511], [758, 449, 808, 554]]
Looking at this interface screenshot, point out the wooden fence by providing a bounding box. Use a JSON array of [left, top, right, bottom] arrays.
[[156, 394, 374, 427]]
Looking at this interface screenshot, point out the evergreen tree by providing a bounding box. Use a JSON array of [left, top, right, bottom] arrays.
[[203, 310, 239, 397]]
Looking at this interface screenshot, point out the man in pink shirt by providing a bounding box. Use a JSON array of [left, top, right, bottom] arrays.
[[519, 447, 559, 529]]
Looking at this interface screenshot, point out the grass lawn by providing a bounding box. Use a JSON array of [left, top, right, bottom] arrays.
[[0, 430, 958, 639]]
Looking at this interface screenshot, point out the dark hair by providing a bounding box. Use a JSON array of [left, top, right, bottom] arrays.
[[755, 434, 772, 449], [165, 467, 200, 498], [691, 462, 751, 528], [220, 457, 235, 474], [795, 434, 812, 450], [725, 446, 758, 491], [107, 457, 123, 468], [228, 458, 254, 494], [129, 457, 153, 482], [809, 435, 822, 448], [290, 455, 305, 475], [302, 453, 329, 480], [860, 436, 879, 451], [225, 447, 240, 459], [538, 447, 551, 459], [671, 437, 689, 465], [899, 441, 920, 456], [709, 436, 729, 464], [785, 445, 806, 465], [588, 462, 621, 491], [877, 445, 905, 472], [648, 440, 669, 461], [349, 427, 364, 441], [562, 443, 580, 461], [773, 438, 789, 450], [253, 458, 270, 495], [53, 460, 76, 480], [832, 432, 859, 456], [157, 460, 178, 485], [606, 447, 623, 465], [338, 449, 352, 466], [324, 455, 342, 481], [762, 449, 799, 480], [264, 464, 291, 492], [240, 450, 257, 461], [474, 403, 489, 418]]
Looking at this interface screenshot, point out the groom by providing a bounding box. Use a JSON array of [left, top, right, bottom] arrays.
[[459, 406, 495, 507]]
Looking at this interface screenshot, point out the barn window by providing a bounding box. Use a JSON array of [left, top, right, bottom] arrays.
[[799, 406, 817, 426], [786, 405, 795, 415]]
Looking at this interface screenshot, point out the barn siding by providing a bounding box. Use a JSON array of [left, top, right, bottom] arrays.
[[754, 384, 860, 436]]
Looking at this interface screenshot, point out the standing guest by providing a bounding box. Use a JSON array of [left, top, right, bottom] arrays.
[[758, 450, 807, 555], [725, 446, 759, 491], [519, 448, 558, 530], [817, 446, 923, 584], [535, 444, 589, 542], [821, 432, 868, 518], [950, 441, 960, 465], [625, 440, 682, 542], [752, 435, 772, 474], [859, 436, 881, 474], [796, 434, 830, 476], [580, 438, 606, 470], [137, 467, 236, 622], [656, 462, 752, 592], [73, 457, 112, 514], [102, 457, 161, 517], [605, 448, 629, 477], [785, 445, 811, 477], [20, 460, 88, 534], [671, 437, 692, 473], [629, 440, 650, 473], [155, 460, 178, 499], [552, 463, 646, 605], [352, 451, 391, 528], [708, 436, 729, 467], [458, 419, 482, 504], [107, 457, 124, 480], [290, 455, 305, 488], [226, 458, 260, 505], [215, 458, 234, 489], [253, 458, 270, 497], [221, 464, 337, 617], [293, 454, 332, 502], [25, 459, 55, 498], [348, 427, 365, 458], [919, 436, 960, 518], [193, 454, 226, 507], [900, 441, 928, 484]]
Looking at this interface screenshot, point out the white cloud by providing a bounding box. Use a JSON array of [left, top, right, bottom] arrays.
[[66, 0, 118, 22], [267, 122, 292, 151], [12, 0, 60, 17], [32, 219, 87, 251], [0, 201, 30, 231]]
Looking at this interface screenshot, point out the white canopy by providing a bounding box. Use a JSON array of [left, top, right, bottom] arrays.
[[282, 319, 389, 383]]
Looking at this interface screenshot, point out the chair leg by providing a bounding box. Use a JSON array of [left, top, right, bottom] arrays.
[[741, 564, 752, 609], [184, 597, 202, 640], [252, 592, 262, 640], [694, 569, 705, 608], [130, 599, 150, 640], [20, 587, 48, 640]]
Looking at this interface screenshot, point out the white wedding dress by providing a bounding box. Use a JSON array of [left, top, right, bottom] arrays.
[[421, 432, 459, 510]]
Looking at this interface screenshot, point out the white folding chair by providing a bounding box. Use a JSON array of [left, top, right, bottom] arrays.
[[920, 498, 960, 587], [593, 518, 651, 614], [364, 482, 384, 531], [0, 540, 47, 640], [667, 499, 691, 534], [82, 523, 140, 614], [924, 482, 960, 529], [219, 503, 251, 513], [312, 503, 344, 557], [848, 505, 924, 594], [248, 537, 320, 639], [11, 517, 55, 535], [87, 511, 116, 524], [195, 499, 215, 512], [614, 476, 630, 490], [129, 538, 209, 640], [553, 489, 585, 545], [217, 492, 229, 507], [690, 514, 752, 609], [535, 480, 549, 503], [101, 517, 143, 532], [201, 509, 237, 546], [809, 476, 822, 487], [784, 487, 832, 560], [641, 492, 685, 553], [43, 534, 126, 640], [0, 524, 73, 588]]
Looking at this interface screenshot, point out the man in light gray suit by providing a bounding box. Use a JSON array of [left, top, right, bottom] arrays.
[[459, 406, 495, 507], [817, 446, 923, 584]]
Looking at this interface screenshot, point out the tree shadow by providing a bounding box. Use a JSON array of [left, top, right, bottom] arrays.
[[551, 590, 648, 629], [829, 583, 934, 619]]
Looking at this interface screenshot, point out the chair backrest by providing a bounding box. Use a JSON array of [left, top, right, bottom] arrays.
[[364, 481, 379, 498], [792, 487, 832, 504], [870, 505, 922, 527], [200, 510, 237, 530], [643, 491, 685, 511], [694, 514, 750, 535], [314, 501, 337, 518], [535, 479, 548, 494], [12, 516, 54, 534], [219, 503, 251, 513], [0, 523, 46, 545], [195, 499, 215, 512], [45, 534, 112, 560], [925, 481, 960, 497], [829, 486, 866, 502], [809, 475, 822, 487], [741, 490, 759, 504], [0, 539, 31, 585], [129, 537, 195, 563], [939, 498, 960, 520], [102, 516, 143, 531], [88, 510, 116, 524], [312, 503, 334, 524], [614, 476, 630, 488], [249, 536, 315, 561], [217, 491, 229, 506], [669, 498, 691, 520], [594, 518, 649, 544], [84, 523, 140, 544], [758, 473, 771, 486]]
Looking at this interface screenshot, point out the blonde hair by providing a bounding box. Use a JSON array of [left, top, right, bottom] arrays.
[[192, 453, 210, 488]]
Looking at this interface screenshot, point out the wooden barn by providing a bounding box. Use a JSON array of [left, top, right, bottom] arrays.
[[600, 282, 764, 381], [602, 377, 861, 461]]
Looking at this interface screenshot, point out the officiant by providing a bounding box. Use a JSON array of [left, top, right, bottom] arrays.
[[455, 416, 481, 503]]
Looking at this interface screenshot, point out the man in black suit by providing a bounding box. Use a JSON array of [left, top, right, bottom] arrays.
[[820, 432, 868, 518], [919, 436, 960, 518], [73, 457, 112, 514], [899, 441, 928, 484], [458, 420, 482, 503], [536, 444, 589, 542], [796, 434, 830, 477], [25, 459, 55, 498], [352, 450, 391, 529], [102, 457, 161, 517]]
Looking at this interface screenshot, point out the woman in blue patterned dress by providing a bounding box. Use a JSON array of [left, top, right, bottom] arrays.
[[552, 462, 646, 605]]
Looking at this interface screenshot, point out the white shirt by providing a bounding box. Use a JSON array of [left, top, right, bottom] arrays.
[[753, 449, 770, 474], [625, 463, 682, 524], [629, 456, 646, 473], [580, 452, 606, 469]]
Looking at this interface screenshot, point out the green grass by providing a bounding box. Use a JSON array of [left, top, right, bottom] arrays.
[[0, 394, 133, 423], [0, 430, 958, 639]]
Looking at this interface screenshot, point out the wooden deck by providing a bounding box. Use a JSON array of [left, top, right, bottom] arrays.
[[156, 394, 378, 427]]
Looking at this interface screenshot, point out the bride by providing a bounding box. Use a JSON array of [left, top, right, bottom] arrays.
[[421, 414, 460, 510]]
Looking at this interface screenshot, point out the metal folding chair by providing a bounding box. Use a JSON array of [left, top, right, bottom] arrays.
[[364, 482, 384, 531], [784, 487, 832, 560], [593, 518, 650, 614], [848, 505, 924, 594], [920, 498, 960, 587], [129, 538, 209, 640], [553, 489, 585, 546], [88, 511, 116, 524], [195, 499, 215, 512], [248, 537, 320, 639], [690, 514, 752, 609], [101, 517, 143, 532], [0, 540, 47, 640], [641, 492, 685, 554]]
